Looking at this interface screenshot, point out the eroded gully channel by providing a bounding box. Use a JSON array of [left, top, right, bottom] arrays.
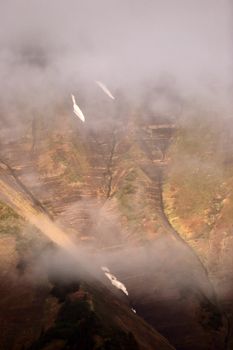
[[0, 117, 230, 350], [101, 119, 229, 350]]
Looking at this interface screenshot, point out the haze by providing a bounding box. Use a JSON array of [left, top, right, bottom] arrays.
[[0, 0, 232, 115]]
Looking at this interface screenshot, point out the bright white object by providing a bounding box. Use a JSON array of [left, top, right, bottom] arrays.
[[95, 81, 115, 100], [101, 266, 128, 296], [71, 94, 85, 122]]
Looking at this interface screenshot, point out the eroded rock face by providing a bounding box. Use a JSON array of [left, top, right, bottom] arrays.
[[0, 108, 230, 349], [163, 114, 233, 348]]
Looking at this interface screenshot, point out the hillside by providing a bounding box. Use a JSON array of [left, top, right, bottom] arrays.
[[0, 104, 231, 349]]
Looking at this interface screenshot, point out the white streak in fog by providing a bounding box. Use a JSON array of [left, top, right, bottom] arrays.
[[95, 81, 115, 100], [71, 94, 85, 122], [101, 266, 128, 295]]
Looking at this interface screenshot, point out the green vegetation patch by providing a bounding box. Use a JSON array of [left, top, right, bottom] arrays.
[[163, 115, 231, 240], [0, 201, 24, 236]]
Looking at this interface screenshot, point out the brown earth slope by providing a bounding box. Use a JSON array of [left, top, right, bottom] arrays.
[[0, 105, 230, 349]]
